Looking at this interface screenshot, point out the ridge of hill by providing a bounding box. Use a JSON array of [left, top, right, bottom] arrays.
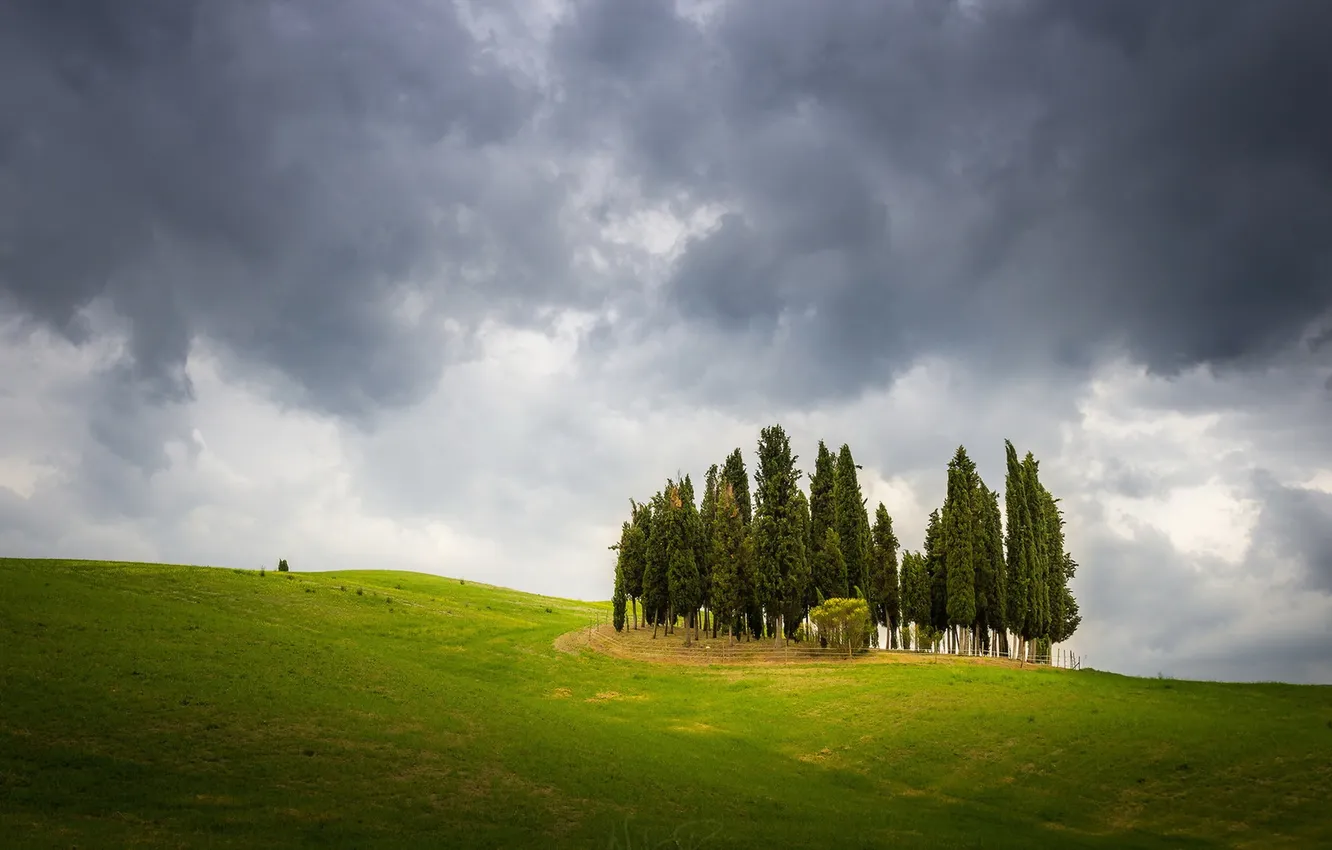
[[2, 558, 1329, 848]]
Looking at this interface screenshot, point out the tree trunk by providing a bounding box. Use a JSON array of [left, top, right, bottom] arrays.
[[652, 613, 659, 639], [684, 611, 692, 647], [631, 598, 638, 630]]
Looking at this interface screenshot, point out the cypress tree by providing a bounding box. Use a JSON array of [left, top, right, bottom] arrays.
[[753, 424, 805, 643], [624, 501, 650, 628], [923, 508, 947, 635], [870, 504, 900, 648], [612, 530, 628, 632], [666, 482, 703, 645], [1003, 441, 1033, 657], [900, 550, 932, 650], [1022, 453, 1052, 646], [977, 485, 1006, 653], [710, 482, 750, 644], [722, 448, 752, 526], [700, 464, 720, 634], [816, 527, 848, 642], [787, 488, 813, 638], [833, 445, 869, 601], [941, 446, 979, 650], [808, 441, 836, 565], [642, 489, 670, 638]]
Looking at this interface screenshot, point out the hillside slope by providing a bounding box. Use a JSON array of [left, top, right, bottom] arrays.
[[2, 558, 1329, 848]]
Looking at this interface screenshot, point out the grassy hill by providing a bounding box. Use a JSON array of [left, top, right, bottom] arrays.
[[2, 558, 1329, 848]]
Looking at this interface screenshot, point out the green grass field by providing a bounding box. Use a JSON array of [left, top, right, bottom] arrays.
[[2, 558, 1329, 848]]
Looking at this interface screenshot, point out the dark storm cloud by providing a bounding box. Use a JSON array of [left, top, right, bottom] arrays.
[[0, 0, 561, 418], [555, 0, 1332, 401]]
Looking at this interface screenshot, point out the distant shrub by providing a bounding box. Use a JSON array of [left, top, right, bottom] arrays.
[[259, 567, 265, 577], [459, 579, 465, 585], [545, 606, 553, 614], [395, 584, 402, 590], [304, 587, 314, 594], [340, 585, 346, 592], [277, 559, 289, 572], [286, 574, 294, 581], [386, 596, 393, 604], [356, 587, 363, 596]]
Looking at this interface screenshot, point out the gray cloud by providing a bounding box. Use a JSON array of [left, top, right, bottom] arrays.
[[555, 0, 1332, 403], [0, 0, 557, 419]]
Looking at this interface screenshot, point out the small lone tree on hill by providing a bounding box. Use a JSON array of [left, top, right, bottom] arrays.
[[277, 558, 289, 573]]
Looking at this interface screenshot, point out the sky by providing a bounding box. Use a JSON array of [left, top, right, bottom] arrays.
[[1, 0, 1330, 684]]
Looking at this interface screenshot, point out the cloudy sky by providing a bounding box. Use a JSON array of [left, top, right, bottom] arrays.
[[2, 0, 1330, 683]]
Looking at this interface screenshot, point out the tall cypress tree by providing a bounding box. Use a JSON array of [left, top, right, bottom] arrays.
[[666, 482, 703, 645], [1022, 453, 1052, 646], [642, 488, 670, 637], [817, 529, 846, 604], [976, 485, 1006, 653], [900, 550, 931, 650], [700, 464, 720, 631], [722, 449, 752, 526], [753, 424, 805, 643], [1003, 441, 1032, 656], [787, 488, 813, 637], [808, 441, 836, 569], [612, 529, 628, 632], [870, 504, 900, 648], [710, 482, 750, 644], [833, 445, 869, 600], [941, 446, 979, 650], [623, 501, 650, 629], [923, 508, 947, 634]]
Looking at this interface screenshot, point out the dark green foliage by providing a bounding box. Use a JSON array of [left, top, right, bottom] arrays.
[[816, 529, 847, 601], [787, 489, 813, 636], [1023, 453, 1052, 641], [1053, 553, 1082, 642], [941, 446, 979, 629], [277, 559, 289, 573], [977, 485, 1007, 641], [808, 441, 836, 565], [900, 551, 931, 634], [642, 489, 671, 633], [700, 464, 720, 612], [832, 445, 869, 613], [923, 509, 947, 631], [752, 425, 806, 638], [721, 448, 752, 526], [612, 549, 627, 632], [870, 504, 900, 641], [710, 482, 751, 640], [1003, 441, 1031, 640], [665, 482, 703, 643]]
